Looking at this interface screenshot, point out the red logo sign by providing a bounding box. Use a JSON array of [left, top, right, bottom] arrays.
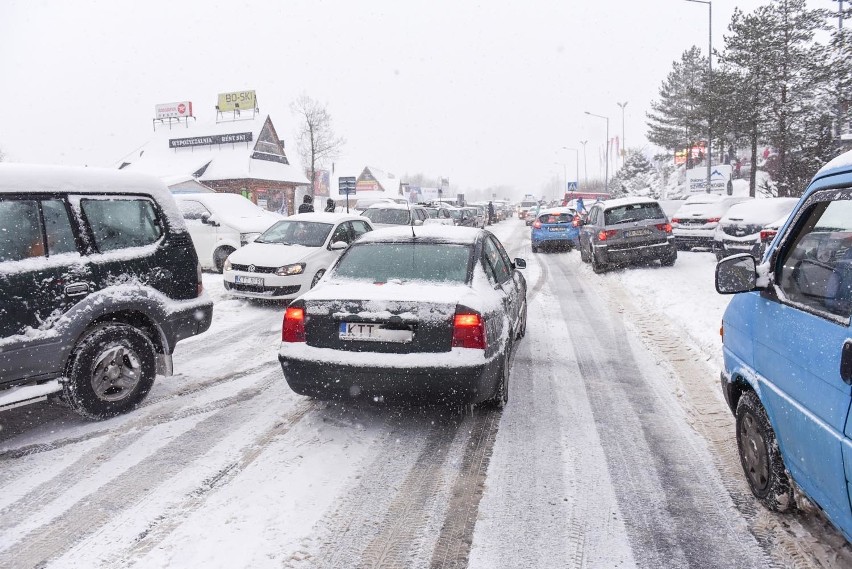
[[177, 103, 186, 115]]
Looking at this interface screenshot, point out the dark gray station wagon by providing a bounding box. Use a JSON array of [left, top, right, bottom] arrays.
[[0, 164, 213, 419]]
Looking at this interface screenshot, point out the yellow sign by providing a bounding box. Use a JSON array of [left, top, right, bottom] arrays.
[[217, 90, 257, 112]]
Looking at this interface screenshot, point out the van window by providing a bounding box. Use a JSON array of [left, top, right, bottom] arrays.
[[777, 199, 852, 319], [81, 198, 164, 252], [0, 200, 44, 262]]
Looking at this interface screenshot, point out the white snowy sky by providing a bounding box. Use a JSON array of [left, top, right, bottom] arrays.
[[0, 0, 806, 196]]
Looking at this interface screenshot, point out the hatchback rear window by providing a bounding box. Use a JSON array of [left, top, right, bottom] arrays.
[[605, 203, 665, 225], [362, 208, 411, 225], [538, 213, 573, 224], [334, 242, 471, 283]]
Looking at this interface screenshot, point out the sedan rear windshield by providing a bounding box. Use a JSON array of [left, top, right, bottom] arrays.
[[256, 220, 332, 247], [334, 242, 472, 283], [362, 208, 411, 225], [605, 203, 665, 225]]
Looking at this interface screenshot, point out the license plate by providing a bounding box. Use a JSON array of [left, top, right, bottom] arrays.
[[235, 275, 264, 286], [625, 229, 652, 237], [339, 322, 413, 343], [547, 226, 566, 232]]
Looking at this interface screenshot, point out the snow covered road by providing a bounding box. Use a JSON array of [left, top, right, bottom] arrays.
[[1, 220, 851, 568]]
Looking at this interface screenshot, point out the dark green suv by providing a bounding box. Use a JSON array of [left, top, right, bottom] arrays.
[[0, 164, 213, 419]]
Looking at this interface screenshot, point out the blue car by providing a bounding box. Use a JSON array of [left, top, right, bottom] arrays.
[[530, 207, 580, 253], [716, 150, 852, 541]]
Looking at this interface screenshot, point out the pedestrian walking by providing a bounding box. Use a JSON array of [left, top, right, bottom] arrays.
[[487, 201, 495, 225], [298, 194, 314, 214], [324, 198, 335, 213]]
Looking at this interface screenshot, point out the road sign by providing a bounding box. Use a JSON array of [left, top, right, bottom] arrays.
[[566, 181, 578, 191], [339, 176, 357, 195]]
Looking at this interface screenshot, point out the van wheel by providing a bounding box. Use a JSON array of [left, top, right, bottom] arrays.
[[311, 269, 326, 288], [64, 324, 156, 420], [214, 246, 235, 273], [736, 391, 795, 512]]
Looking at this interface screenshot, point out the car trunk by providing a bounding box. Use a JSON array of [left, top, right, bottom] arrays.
[[304, 298, 458, 354], [605, 222, 670, 251]]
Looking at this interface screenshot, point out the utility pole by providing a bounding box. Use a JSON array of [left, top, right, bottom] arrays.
[[585, 112, 610, 193], [580, 140, 588, 186], [686, 0, 712, 193], [617, 102, 628, 167]]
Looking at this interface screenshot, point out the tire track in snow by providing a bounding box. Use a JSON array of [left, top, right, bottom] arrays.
[[553, 258, 772, 568]]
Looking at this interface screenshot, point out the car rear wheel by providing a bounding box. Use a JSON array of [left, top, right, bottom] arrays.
[[580, 243, 591, 263], [214, 246, 235, 273], [736, 391, 795, 512], [311, 269, 326, 288], [485, 342, 512, 409], [64, 324, 157, 420], [531, 244, 539, 253], [591, 248, 608, 274], [661, 248, 677, 267]]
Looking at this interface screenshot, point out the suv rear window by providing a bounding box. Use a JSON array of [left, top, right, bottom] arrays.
[[81, 198, 163, 252], [334, 242, 471, 283], [605, 202, 665, 225]]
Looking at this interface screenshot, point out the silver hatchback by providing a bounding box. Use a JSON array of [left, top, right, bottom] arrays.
[[578, 197, 677, 273]]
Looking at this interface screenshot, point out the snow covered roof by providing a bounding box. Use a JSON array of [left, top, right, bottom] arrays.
[[815, 149, 852, 178], [286, 212, 370, 223], [116, 115, 310, 186], [358, 225, 482, 244], [363, 201, 412, 210], [601, 196, 660, 209]]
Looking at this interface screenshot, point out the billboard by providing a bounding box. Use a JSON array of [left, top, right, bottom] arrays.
[[675, 143, 706, 166], [686, 165, 733, 194], [168, 132, 253, 149], [313, 170, 330, 197], [155, 101, 193, 119], [217, 90, 257, 112]]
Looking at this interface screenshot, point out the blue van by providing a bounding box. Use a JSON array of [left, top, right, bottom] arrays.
[[716, 151, 852, 541]]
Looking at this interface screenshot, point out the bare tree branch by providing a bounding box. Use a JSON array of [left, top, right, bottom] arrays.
[[290, 95, 346, 197]]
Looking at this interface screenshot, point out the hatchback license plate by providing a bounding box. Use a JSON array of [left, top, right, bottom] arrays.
[[547, 226, 566, 232], [339, 322, 413, 343], [625, 229, 652, 237], [235, 275, 264, 286]]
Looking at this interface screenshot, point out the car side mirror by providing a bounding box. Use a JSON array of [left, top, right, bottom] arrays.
[[200, 213, 211, 225], [514, 258, 527, 270], [413, 219, 424, 226], [716, 253, 759, 294], [329, 241, 349, 251]]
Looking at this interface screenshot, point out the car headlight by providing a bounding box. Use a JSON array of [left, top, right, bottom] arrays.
[[223, 258, 232, 272], [240, 232, 261, 246], [275, 263, 305, 276]]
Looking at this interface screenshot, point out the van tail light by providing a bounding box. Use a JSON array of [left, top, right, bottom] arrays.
[[196, 263, 204, 297], [655, 223, 673, 233], [533, 220, 542, 229], [707, 217, 721, 223], [760, 229, 777, 243], [452, 311, 486, 349], [283, 306, 306, 342], [598, 229, 617, 241]]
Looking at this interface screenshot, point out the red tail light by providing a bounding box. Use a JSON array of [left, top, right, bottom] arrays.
[[598, 229, 617, 241], [671, 217, 681, 224], [282, 306, 306, 342], [452, 311, 486, 349], [760, 229, 777, 243], [655, 223, 673, 233], [707, 217, 721, 223], [533, 220, 542, 229]]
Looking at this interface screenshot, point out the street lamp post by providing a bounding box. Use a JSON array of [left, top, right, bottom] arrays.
[[585, 111, 610, 193], [616, 102, 628, 167], [686, 0, 712, 193], [580, 140, 588, 186]]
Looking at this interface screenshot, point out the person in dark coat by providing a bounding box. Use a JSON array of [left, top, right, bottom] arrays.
[[487, 201, 495, 225], [298, 194, 314, 214], [324, 198, 335, 213]]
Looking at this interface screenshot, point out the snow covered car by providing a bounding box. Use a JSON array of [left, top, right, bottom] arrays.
[[421, 204, 455, 225], [578, 197, 676, 273], [223, 213, 373, 300], [174, 193, 282, 272], [278, 226, 527, 406], [716, 150, 852, 542], [671, 194, 752, 250], [0, 164, 213, 419], [361, 202, 430, 228], [713, 197, 799, 260], [530, 207, 580, 252]]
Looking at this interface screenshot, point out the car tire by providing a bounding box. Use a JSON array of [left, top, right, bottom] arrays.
[[64, 324, 157, 420], [580, 243, 590, 263], [591, 248, 608, 274], [214, 246, 235, 273], [661, 248, 677, 267], [310, 269, 326, 288], [517, 302, 527, 339], [531, 244, 539, 253], [735, 391, 795, 513], [715, 249, 727, 262], [485, 341, 512, 409]]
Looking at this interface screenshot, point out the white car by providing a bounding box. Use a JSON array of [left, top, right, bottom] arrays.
[[174, 193, 282, 272], [671, 194, 752, 250], [223, 213, 374, 300], [713, 197, 799, 260], [361, 202, 431, 228]]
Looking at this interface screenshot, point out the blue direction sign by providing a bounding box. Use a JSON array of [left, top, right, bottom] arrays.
[[339, 176, 357, 195], [566, 181, 578, 191]]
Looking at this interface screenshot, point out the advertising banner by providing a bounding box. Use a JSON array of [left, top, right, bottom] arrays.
[[313, 170, 330, 197], [155, 101, 193, 119], [217, 90, 257, 112], [686, 165, 733, 194], [168, 132, 253, 149]]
